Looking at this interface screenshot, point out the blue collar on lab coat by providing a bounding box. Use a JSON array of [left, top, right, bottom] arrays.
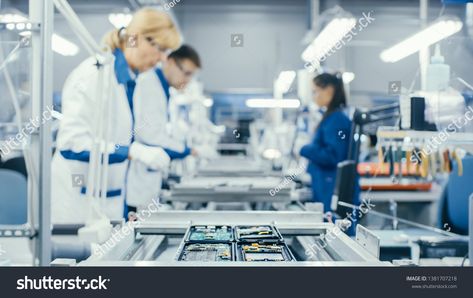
[[113, 48, 137, 113], [113, 48, 137, 84], [155, 68, 170, 102]]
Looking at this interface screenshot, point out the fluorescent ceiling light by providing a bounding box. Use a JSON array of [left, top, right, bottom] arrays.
[[246, 98, 300, 109], [0, 12, 29, 31], [276, 70, 296, 93], [0, 13, 27, 23], [108, 13, 133, 29], [342, 72, 355, 84], [52, 34, 79, 56], [302, 17, 356, 63], [380, 17, 463, 63], [1, 12, 78, 57]]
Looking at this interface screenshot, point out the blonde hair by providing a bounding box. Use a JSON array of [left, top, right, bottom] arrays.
[[103, 8, 181, 51]]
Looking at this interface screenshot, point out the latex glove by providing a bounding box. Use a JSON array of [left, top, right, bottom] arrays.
[[129, 142, 170, 170], [193, 144, 218, 160]]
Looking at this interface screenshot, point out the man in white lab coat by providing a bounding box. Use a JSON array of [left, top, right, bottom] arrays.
[[125, 45, 202, 214]]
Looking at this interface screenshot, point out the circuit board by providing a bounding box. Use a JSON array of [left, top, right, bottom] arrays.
[[238, 243, 293, 262], [178, 243, 233, 262], [187, 225, 233, 242], [234, 225, 282, 242]]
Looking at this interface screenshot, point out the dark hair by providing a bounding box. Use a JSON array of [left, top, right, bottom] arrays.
[[313, 72, 346, 121], [168, 44, 201, 68]]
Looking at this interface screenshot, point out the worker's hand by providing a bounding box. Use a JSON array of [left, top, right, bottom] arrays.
[[129, 142, 171, 170]]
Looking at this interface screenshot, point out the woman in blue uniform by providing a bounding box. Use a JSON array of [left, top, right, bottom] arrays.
[[300, 73, 353, 213]]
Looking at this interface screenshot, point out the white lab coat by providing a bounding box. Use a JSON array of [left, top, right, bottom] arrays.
[[125, 69, 184, 208], [51, 56, 133, 224]]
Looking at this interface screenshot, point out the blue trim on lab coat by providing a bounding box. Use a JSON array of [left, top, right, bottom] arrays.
[[113, 48, 137, 218], [80, 187, 122, 198], [155, 68, 170, 102], [114, 48, 137, 132], [300, 110, 359, 212], [164, 147, 191, 160], [60, 146, 129, 164]]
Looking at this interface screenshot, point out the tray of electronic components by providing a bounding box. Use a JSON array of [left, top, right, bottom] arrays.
[[234, 225, 283, 243], [236, 242, 295, 262], [176, 243, 235, 262], [184, 225, 234, 243]]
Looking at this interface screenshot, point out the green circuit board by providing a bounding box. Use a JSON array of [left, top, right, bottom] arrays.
[[239, 243, 292, 262], [235, 225, 281, 241], [188, 225, 233, 242], [179, 243, 233, 262]]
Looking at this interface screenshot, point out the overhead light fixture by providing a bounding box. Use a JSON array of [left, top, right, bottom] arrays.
[[108, 12, 133, 29], [342, 72, 355, 84], [380, 17, 463, 63], [52, 34, 79, 56], [302, 17, 356, 64], [0, 11, 28, 23], [275, 70, 296, 94], [0, 10, 28, 32], [246, 98, 300, 109], [1, 10, 79, 56]]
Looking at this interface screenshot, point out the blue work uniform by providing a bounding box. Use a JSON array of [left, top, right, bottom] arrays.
[[300, 109, 359, 213]]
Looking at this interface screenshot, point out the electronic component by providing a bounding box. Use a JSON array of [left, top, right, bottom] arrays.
[[237, 243, 294, 262], [177, 243, 233, 262], [186, 225, 233, 243], [234, 225, 282, 243]]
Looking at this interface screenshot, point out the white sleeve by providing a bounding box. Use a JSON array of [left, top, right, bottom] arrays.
[[56, 69, 96, 153]]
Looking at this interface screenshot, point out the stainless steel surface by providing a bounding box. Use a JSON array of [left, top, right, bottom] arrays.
[[30, 0, 53, 266], [136, 210, 324, 234], [165, 176, 293, 203], [355, 225, 380, 259], [339, 201, 460, 237], [196, 156, 270, 177]]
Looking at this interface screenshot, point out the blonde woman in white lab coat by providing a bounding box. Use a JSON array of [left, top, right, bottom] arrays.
[[51, 8, 181, 224]]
